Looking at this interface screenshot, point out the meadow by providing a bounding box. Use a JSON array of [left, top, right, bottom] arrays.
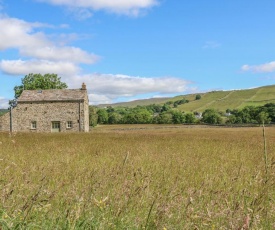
[[0, 125, 274, 229]]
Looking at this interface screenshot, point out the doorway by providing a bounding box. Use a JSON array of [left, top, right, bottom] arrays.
[[51, 121, 60, 132]]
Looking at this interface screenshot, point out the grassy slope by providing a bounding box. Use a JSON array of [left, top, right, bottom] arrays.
[[1, 126, 274, 228], [98, 85, 275, 112], [0, 109, 8, 116]]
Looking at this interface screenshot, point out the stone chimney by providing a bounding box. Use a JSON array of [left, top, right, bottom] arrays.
[[81, 82, 86, 90]]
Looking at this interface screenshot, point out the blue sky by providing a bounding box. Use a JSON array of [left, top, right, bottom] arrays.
[[1, 0, 275, 108]]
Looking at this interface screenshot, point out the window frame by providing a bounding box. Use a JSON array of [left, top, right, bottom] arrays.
[[31, 121, 37, 130], [66, 121, 73, 129]]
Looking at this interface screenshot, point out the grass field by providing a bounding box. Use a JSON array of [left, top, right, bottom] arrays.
[[0, 125, 275, 229]]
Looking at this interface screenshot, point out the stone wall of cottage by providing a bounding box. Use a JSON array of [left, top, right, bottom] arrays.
[[83, 95, 90, 132], [0, 112, 10, 132], [9, 101, 88, 132]]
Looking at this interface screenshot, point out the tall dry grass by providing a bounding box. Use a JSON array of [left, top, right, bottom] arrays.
[[0, 125, 274, 229]]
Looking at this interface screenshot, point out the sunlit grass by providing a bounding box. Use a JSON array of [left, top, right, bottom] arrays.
[[0, 125, 274, 229]]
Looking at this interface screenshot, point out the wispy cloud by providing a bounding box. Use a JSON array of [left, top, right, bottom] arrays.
[[241, 61, 275, 73], [35, 0, 159, 16], [66, 7, 93, 20], [0, 60, 80, 76], [203, 41, 221, 49], [65, 73, 191, 104], [20, 46, 98, 64]]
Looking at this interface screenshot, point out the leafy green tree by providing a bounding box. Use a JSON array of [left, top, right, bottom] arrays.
[[261, 103, 275, 122], [184, 112, 196, 124], [256, 111, 271, 124], [147, 104, 162, 113], [108, 112, 122, 124], [97, 109, 109, 124], [136, 110, 153, 124], [226, 114, 236, 124], [173, 98, 189, 107], [171, 110, 185, 124], [106, 106, 115, 113], [123, 109, 152, 124], [195, 94, 201, 100], [89, 106, 98, 127], [14, 73, 67, 99], [161, 103, 171, 112], [155, 112, 173, 124], [202, 109, 222, 124]]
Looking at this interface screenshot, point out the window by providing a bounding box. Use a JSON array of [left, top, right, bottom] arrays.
[[31, 121, 37, 129], [67, 121, 72, 129]]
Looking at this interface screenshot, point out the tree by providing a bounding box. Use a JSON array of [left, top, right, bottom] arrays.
[[108, 112, 122, 124], [14, 73, 67, 99], [171, 110, 185, 124], [123, 109, 152, 124], [184, 112, 196, 124], [195, 94, 201, 100], [161, 103, 171, 112], [97, 109, 109, 124], [202, 109, 222, 124], [89, 106, 98, 127], [155, 112, 173, 124], [256, 111, 271, 124]]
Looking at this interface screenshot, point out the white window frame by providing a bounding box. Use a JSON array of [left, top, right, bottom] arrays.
[[67, 121, 73, 129], [31, 121, 37, 129]]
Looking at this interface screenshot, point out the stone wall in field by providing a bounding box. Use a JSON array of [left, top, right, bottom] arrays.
[[0, 100, 89, 133]]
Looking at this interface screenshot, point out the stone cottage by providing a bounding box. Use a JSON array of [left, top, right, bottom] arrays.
[[0, 83, 89, 132]]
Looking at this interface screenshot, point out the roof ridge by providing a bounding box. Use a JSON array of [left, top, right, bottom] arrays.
[[18, 88, 87, 102]]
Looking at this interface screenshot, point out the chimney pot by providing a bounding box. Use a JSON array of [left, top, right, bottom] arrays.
[[81, 83, 86, 90]]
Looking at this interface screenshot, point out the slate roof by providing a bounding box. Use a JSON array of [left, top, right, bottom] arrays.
[[17, 89, 87, 102]]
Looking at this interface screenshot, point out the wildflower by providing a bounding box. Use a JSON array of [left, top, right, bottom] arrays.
[[94, 196, 108, 209]]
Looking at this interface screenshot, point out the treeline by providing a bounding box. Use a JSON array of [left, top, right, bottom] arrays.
[[226, 103, 275, 124], [89, 101, 275, 126]]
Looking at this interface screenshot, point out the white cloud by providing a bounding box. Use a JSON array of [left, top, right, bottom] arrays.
[[0, 15, 99, 76], [20, 46, 98, 64], [65, 73, 191, 104], [0, 16, 50, 50], [88, 94, 112, 104], [0, 16, 99, 63], [0, 59, 80, 76], [66, 7, 93, 20], [0, 97, 9, 109], [241, 61, 275, 73], [36, 0, 158, 16]]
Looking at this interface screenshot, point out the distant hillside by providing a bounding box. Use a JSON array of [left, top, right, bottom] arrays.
[[97, 97, 171, 108], [97, 85, 275, 112], [0, 109, 8, 116]]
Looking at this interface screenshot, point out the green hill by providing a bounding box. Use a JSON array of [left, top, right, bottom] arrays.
[[0, 109, 8, 116], [98, 85, 275, 112]]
